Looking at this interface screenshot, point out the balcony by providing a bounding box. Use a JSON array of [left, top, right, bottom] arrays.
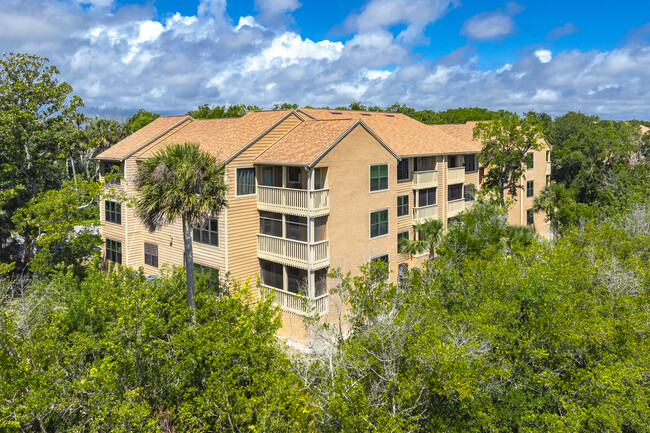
[[447, 199, 465, 217], [546, 160, 551, 175], [257, 234, 329, 270], [413, 204, 438, 224], [257, 186, 330, 217], [261, 285, 329, 316], [412, 170, 438, 189], [448, 167, 465, 184]]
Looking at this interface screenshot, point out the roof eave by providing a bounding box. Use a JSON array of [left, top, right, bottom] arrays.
[[96, 116, 193, 161]]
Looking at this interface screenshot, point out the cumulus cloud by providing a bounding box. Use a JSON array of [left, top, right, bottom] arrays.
[[2, 0, 650, 119], [254, 0, 301, 25], [460, 2, 522, 41], [535, 49, 552, 63]]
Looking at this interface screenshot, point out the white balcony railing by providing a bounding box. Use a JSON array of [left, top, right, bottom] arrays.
[[257, 186, 330, 217], [261, 284, 329, 316], [413, 204, 438, 224], [412, 170, 438, 189], [447, 198, 465, 217], [257, 234, 329, 270], [448, 167, 465, 184], [546, 160, 551, 175]]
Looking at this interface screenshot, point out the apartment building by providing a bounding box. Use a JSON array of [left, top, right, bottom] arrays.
[[96, 108, 550, 327]]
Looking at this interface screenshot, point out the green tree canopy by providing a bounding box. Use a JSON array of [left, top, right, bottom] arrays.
[[124, 108, 160, 133], [473, 111, 546, 206]]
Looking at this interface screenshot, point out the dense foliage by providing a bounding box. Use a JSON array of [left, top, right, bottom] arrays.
[[2, 53, 650, 432]]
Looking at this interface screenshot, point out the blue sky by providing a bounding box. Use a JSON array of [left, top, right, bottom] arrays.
[[2, 0, 650, 119]]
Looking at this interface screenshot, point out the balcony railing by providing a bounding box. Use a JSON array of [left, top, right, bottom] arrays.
[[447, 198, 465, 217], [448, 166, 465, 184], [257, 234, 329, 270], [261, 284, 329, 316], [257, 186, 330, 217], [413, 204, 438, 224], [412, 170, 438, 189], [546, 160, 551, 175]]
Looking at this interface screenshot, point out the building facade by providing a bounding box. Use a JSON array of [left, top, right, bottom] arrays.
[[96, 108, 551, 333]]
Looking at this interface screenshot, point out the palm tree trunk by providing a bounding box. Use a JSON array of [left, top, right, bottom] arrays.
[[182, 217, 196, 309]]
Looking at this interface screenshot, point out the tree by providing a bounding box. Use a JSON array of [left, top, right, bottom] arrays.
[[398, 219, 444, 260], [473, 111, 546, 206], [134, 143, 227, 308], [0, 52, 84, 251], [124, 108, 160, 133], [187, 104, 260, 119], [13, 178, 107, 274]]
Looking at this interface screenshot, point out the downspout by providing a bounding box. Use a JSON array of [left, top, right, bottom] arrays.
[[306, 167, 312, 298]]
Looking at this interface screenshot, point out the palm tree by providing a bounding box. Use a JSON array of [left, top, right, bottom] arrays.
[[532, 182, 574, 238], [134, 142, 227, 308], [398, 219, 444, 261]]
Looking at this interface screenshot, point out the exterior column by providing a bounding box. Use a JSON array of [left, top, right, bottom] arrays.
[[306, 167, 312, 298]]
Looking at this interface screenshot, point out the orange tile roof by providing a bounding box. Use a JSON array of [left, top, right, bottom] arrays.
[[432, 122, 484, 153], [298, 108, 478, 156], [96, 116, 190, 160], [125, 110, 292, 162], [255, 119, 360, 165]]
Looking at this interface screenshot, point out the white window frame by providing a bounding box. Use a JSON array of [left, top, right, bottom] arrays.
[[369, 164, 389, 193], [235, 166, 256, 197], [369, 208, 389, 239]]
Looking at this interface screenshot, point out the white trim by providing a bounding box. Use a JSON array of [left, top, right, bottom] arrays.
[[234, 166, 256, 197], [369, 208, 390, 239], [397, 194, 409, 218], [369, 163, 389, 193]]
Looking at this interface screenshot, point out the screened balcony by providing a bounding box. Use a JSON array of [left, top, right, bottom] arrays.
[[412, 170, 438, 189]]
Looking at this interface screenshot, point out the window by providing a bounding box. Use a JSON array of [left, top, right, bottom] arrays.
[[315, 268, 328, 297], [397, 231, 409, 250], [193, 218, 218, 246], [287, 266, 307, 294], [418, 188, 436, 207], [288, 167, 301, 183], [448, 155, 459, 168], [144, 242, 158, 267], [259, 212, 282, 237], [105, 201, 121, 224], [104, 162, 121, 185], [448, 184, 463, 201], [370, 209, 389, 238], [464, 184, 476, 202], [464, 154, 477, 172], [398, 262, 408, 282], [526, 152, 534, 170], [526, 180, 534, 198], [527, 209, 534, 226], [236, 167, 255, 196], [314, 168, 324, 189], [106, 239, 122, 264], [371, 254, 389, 280], [370, 164, 388, 191], [397, 195, 409, 217], [397, 159, 409, 181], [261, 166, 274, 186], [546, 150, 550, 161], [260, 259, 283, 289], [194, 263, 219, 287], [286, 215, 307, 242]]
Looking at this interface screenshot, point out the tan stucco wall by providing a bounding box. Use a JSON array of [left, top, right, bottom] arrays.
[[317, 124, 400, 285]]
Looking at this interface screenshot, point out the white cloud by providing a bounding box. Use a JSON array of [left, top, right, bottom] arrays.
[[365, 69, 392, 80], [532, 89, 560, 102], [461, 13, 515, 40], [535, 49, 552, 63], [2, 0, 650, 119], [497, 63, 512, 73]]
